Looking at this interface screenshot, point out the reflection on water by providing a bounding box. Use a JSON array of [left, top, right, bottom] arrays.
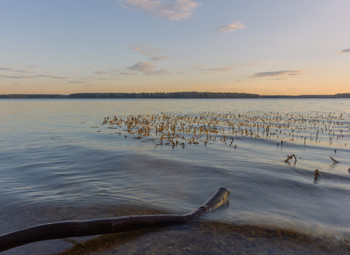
[[0, 99, 349, 254]]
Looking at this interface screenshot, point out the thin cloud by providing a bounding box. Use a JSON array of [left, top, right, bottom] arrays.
[[0, 67, 31, 73], [131, 45, 162, 56], [0, 66, 66, 79], [119, 0, 200, 20], [209, 67, 233, 72], [0, 74, 29, 79], [119, 71, 135, 76], [144, 69, 168, 76], [216, 22, 245, 33], [192, 64, 236, 73], [250, 70, 302, 79], [125, 62, 169, 76], [36, 74, 66, 79], [200, 67, 233, 73], [94, 71, 110, 74], [66, 80, 88, 84], [339, 49, 350, 54], [190, 62, 265, 75], [151, 56, 170, 61], [127, 62, 156, 72], [94, 69, 120, 75], [0, 74, 66, 79]]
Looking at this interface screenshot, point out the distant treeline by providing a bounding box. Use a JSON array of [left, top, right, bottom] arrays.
[[262, 93, 350, 98], [69, 92, 261, 98], [0, 92, 349, 99]]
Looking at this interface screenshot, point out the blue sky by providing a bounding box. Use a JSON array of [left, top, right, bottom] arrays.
[[1, 0, 349, 95]]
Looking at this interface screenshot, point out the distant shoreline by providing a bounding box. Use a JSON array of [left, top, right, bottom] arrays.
[[0, 92, 349, 99]]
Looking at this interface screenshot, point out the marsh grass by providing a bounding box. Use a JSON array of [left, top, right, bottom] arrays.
[[100, 111, 349, 150]]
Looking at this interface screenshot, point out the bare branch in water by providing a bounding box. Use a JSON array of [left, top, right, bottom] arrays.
[[0, 188, 230, 252], [329, 156, 339, 163], [284, 154, 297, 163]]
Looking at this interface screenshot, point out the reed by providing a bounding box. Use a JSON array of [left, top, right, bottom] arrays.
[[100, 111, 349, 149]]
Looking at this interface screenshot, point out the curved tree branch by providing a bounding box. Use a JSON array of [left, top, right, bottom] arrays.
[[0, 187, 229, 252]]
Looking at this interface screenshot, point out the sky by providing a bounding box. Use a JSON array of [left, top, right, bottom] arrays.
[[1, 0, 349, 95]]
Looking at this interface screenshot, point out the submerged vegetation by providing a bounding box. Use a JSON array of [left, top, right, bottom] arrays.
[[101, 111, 349, 150], [99, 110, 350, 182]]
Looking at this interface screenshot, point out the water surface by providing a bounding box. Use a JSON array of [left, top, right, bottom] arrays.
[[0, 99, 349, 254]]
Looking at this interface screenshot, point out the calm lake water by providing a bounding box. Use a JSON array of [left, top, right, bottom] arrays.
[[0, 98, 350, 254]]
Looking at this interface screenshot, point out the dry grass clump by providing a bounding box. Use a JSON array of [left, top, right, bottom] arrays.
[[101, 111, 349, 149]]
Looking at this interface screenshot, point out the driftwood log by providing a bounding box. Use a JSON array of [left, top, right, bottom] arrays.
[[0, 187, 230, 252]]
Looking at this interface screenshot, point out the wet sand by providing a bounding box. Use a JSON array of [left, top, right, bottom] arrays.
[[4, 205, 349, 255], [54, 222, 349, 255]]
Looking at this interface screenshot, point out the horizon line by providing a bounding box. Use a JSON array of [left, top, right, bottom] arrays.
[[1, 91, 349, 99]]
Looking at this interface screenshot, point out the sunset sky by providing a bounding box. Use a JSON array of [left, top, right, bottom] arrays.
[[1, 0, 349, 95]]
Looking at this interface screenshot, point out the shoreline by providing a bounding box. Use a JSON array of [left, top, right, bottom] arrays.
[[54, 222, 350, 255], [0, 92, 349, 99]]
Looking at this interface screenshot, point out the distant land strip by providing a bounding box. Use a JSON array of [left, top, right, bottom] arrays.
[[0, 92, 349, 99]]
